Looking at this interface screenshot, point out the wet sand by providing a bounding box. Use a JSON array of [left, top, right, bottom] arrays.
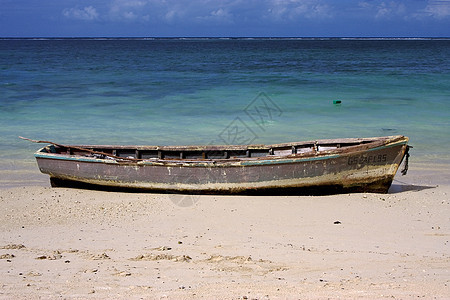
[[0, 170, 449, 299]]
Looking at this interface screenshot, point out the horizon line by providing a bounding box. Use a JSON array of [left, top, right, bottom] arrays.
[[1, 36, 449, 40]]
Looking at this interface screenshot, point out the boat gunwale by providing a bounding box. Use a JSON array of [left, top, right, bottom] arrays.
[[51, 135, 403, 151]]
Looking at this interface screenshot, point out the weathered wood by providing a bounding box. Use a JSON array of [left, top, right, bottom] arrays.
[[31, 135, 410, 195]]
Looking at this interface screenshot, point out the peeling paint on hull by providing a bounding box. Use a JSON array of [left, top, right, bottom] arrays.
[[34, 136, 409, 195]]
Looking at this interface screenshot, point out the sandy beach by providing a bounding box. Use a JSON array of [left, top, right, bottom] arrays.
[[0, 167, 449, 299]]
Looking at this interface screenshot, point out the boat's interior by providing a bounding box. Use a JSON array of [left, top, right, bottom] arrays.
[[40, 137, 386, 161]]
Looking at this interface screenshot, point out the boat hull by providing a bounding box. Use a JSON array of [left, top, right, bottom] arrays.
[[35, 137, 409, 195]]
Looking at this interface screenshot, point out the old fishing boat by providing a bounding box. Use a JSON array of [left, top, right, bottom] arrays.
[[25, 135, 410, 195]]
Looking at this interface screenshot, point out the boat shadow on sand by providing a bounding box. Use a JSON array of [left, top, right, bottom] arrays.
[[48, 178, 436, 196], [388, 180, 437, 194]]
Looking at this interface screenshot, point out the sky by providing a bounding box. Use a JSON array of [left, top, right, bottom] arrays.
[[1, 0, 450, 37]]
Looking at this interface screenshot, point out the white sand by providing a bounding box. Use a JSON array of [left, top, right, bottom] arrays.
[[0, 176, 449, 299]]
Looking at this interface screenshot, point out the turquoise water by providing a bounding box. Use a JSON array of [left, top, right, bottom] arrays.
[[1, 38, 449, 187]]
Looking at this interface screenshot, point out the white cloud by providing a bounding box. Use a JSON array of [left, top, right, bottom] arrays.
[[422, 0, 450, 19], [211, 8, 229, 18], [63, 6, 99, 21], [267, 0, 332, 21], [376, 2, 406, 19], [160, 3, 189, 23], [164, 9, 178, 22], [148, 1, 238, 24], [111, 0, 148, 10], [108, 0, 150, 21], [195, 7, 234, 24], [102, 0, 334, 25], [123, 11, 137, 20], [357, 1, 406, 19], [61, 0, 450, 28]]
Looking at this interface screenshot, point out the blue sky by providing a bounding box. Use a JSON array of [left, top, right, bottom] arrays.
[[1, 0, 450, 37]]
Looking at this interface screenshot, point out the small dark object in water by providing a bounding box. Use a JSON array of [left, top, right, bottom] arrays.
[[333, 100, 342, 104]]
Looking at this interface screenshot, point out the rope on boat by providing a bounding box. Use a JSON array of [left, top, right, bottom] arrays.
[[401, 145, 411, 176], [19, 136, 141, 162]]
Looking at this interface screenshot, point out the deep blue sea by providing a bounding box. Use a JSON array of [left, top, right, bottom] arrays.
[[1, 38, 449, 187]]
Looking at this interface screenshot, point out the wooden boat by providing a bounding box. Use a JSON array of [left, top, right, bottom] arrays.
[[29, 135, 410, 195]]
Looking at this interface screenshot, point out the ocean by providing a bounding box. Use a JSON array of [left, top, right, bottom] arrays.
[[1, 38, 449, 187]]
